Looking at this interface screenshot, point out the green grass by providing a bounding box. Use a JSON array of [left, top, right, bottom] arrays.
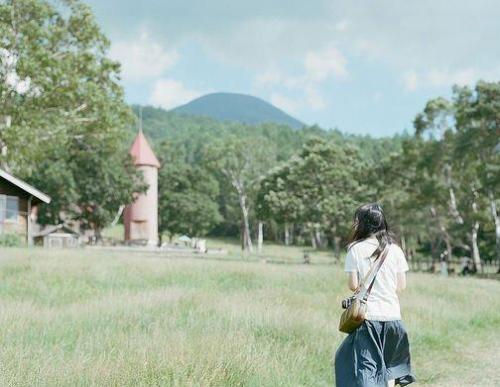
[[0, 247, 498, 386]]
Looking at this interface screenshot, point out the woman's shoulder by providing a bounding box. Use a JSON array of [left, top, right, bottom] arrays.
[[388, 243, 404, 256], [347, 237, 378, 255]]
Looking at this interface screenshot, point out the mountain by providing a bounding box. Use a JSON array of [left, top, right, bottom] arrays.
[[170, 92, 304, 129]]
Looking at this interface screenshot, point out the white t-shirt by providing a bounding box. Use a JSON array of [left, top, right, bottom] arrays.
[[344, 237, 409, 321]]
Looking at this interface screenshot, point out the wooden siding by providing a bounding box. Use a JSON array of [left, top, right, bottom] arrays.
[[0, 180, 29, 238]]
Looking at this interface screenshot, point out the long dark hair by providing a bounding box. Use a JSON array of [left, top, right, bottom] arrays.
[[347, 203, 396, 258]]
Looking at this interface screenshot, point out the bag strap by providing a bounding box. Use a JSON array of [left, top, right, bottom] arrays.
[[356, 244, 390, 302]]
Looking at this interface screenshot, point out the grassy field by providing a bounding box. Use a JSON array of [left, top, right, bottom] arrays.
[[0, 247, 499, 386]]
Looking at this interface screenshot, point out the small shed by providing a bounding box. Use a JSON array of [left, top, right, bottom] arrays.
[[34, 224, 80, 248]]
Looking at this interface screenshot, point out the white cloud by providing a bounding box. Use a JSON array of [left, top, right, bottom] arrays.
[[372, 91, 383, 102], [305, 46, 348, 81], [304, 86, 326, 110], [403, 67, 500, 91], [335, 19, 350, 32], [90, 1, 500, 85], [270, 93, 300, 114], [149, 78, 203, 110], [403, 71, 418, 91], [109, 31, 179, 82], [427, 68, 478, 88], [255, 45, 343, 111], [255, 68, 283, 87]]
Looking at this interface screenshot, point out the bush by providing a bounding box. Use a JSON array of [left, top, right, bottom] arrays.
[[0, 233, 24, 247]]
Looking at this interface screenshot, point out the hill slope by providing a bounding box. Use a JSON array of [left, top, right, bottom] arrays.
[[171, 92, 304, 129]]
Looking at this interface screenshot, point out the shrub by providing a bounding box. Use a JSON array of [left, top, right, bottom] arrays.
[[0, 233, 24, 247]]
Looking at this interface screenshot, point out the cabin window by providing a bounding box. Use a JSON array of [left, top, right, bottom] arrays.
[[0, 195, 19, 222]]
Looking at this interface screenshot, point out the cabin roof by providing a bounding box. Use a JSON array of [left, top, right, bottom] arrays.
[[34, 224, 78, 237], [0, 168, 51, 204]]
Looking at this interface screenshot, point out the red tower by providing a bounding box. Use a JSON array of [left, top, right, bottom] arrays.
[[124, 130, 160, 245]]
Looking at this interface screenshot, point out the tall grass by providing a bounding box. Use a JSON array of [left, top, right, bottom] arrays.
[[0, 247, 498, 386]]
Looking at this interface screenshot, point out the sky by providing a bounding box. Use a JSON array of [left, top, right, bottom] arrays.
[[83, 0, 500, 137]]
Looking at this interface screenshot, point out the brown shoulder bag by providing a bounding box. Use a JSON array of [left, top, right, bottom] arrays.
[[338, 244, 390, 334]]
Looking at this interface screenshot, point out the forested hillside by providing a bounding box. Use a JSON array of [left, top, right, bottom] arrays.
[[131, 105, 406, 164], [129, 104, 406, 246], [131, 82, 499, 272]]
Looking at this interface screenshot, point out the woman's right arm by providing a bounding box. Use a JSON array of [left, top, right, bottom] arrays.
[[344, 247, 358, 291], [396, 272, 407, 292], [396, 245, 409, 292], [348, 272, 359, 291]]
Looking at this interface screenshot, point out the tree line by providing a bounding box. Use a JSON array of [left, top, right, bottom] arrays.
[[1, 0, 498, 271], [149, 88, 499, 272]]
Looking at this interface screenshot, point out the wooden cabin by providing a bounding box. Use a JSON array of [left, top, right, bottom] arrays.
[[0, 168, 51, 244]]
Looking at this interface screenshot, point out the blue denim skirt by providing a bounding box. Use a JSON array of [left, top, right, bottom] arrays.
[[334, 320, 416, 386]]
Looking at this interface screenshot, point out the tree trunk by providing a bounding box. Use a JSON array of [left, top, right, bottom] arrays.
[[257, 221, 263, 253], [240, 221, 245, 250], [471, 193, 482, 272], [443, 232, 452, 264], [94, 227, 102, 244], [334, 236, 341, 263], [0, 115, 10, 169], [239, 193, 253, 252], [444, 164, 464, 224], [448, 187, 464, 224], [440, 258, 448, 277], [471, 221, 481, 272], [284, 222, 290, 246], [110, 204, 124, 227], [314, 225, 322, 248], [310, 226, 317, 249], [429, 206, 453, 262]]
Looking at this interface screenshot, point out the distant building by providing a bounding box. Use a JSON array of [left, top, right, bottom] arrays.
[[124, 130, 160, 245], [0, 168, 51, 244], [34, 224, 80, 248]]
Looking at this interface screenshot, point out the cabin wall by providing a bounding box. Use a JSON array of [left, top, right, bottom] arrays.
[[0, 182, 28, 238]]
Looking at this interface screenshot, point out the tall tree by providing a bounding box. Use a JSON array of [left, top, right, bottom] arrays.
[[1, 0, 128, 170], [258, 138, 366, 255], [157, 141, 222, 242], [206, 135, 275, 251], [454, 82, 500, 266], [0, 0, 146, 237]]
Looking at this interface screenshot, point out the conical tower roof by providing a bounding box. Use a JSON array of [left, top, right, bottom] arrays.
[[129, 130, 160, 168]]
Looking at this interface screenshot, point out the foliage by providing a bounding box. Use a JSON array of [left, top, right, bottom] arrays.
[[204, 135, 276, 251], [257, 137, 367, 253], [0, 232, 23, 247], [0, 0, 145, 237], [379, 81, 500, 268], [1, 0, 497, 262], [157, 141, 222, 239]]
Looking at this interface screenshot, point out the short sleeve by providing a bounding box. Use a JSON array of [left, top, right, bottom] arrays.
[[344, 247, 358, 272], [395, 246, 409, 272]]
